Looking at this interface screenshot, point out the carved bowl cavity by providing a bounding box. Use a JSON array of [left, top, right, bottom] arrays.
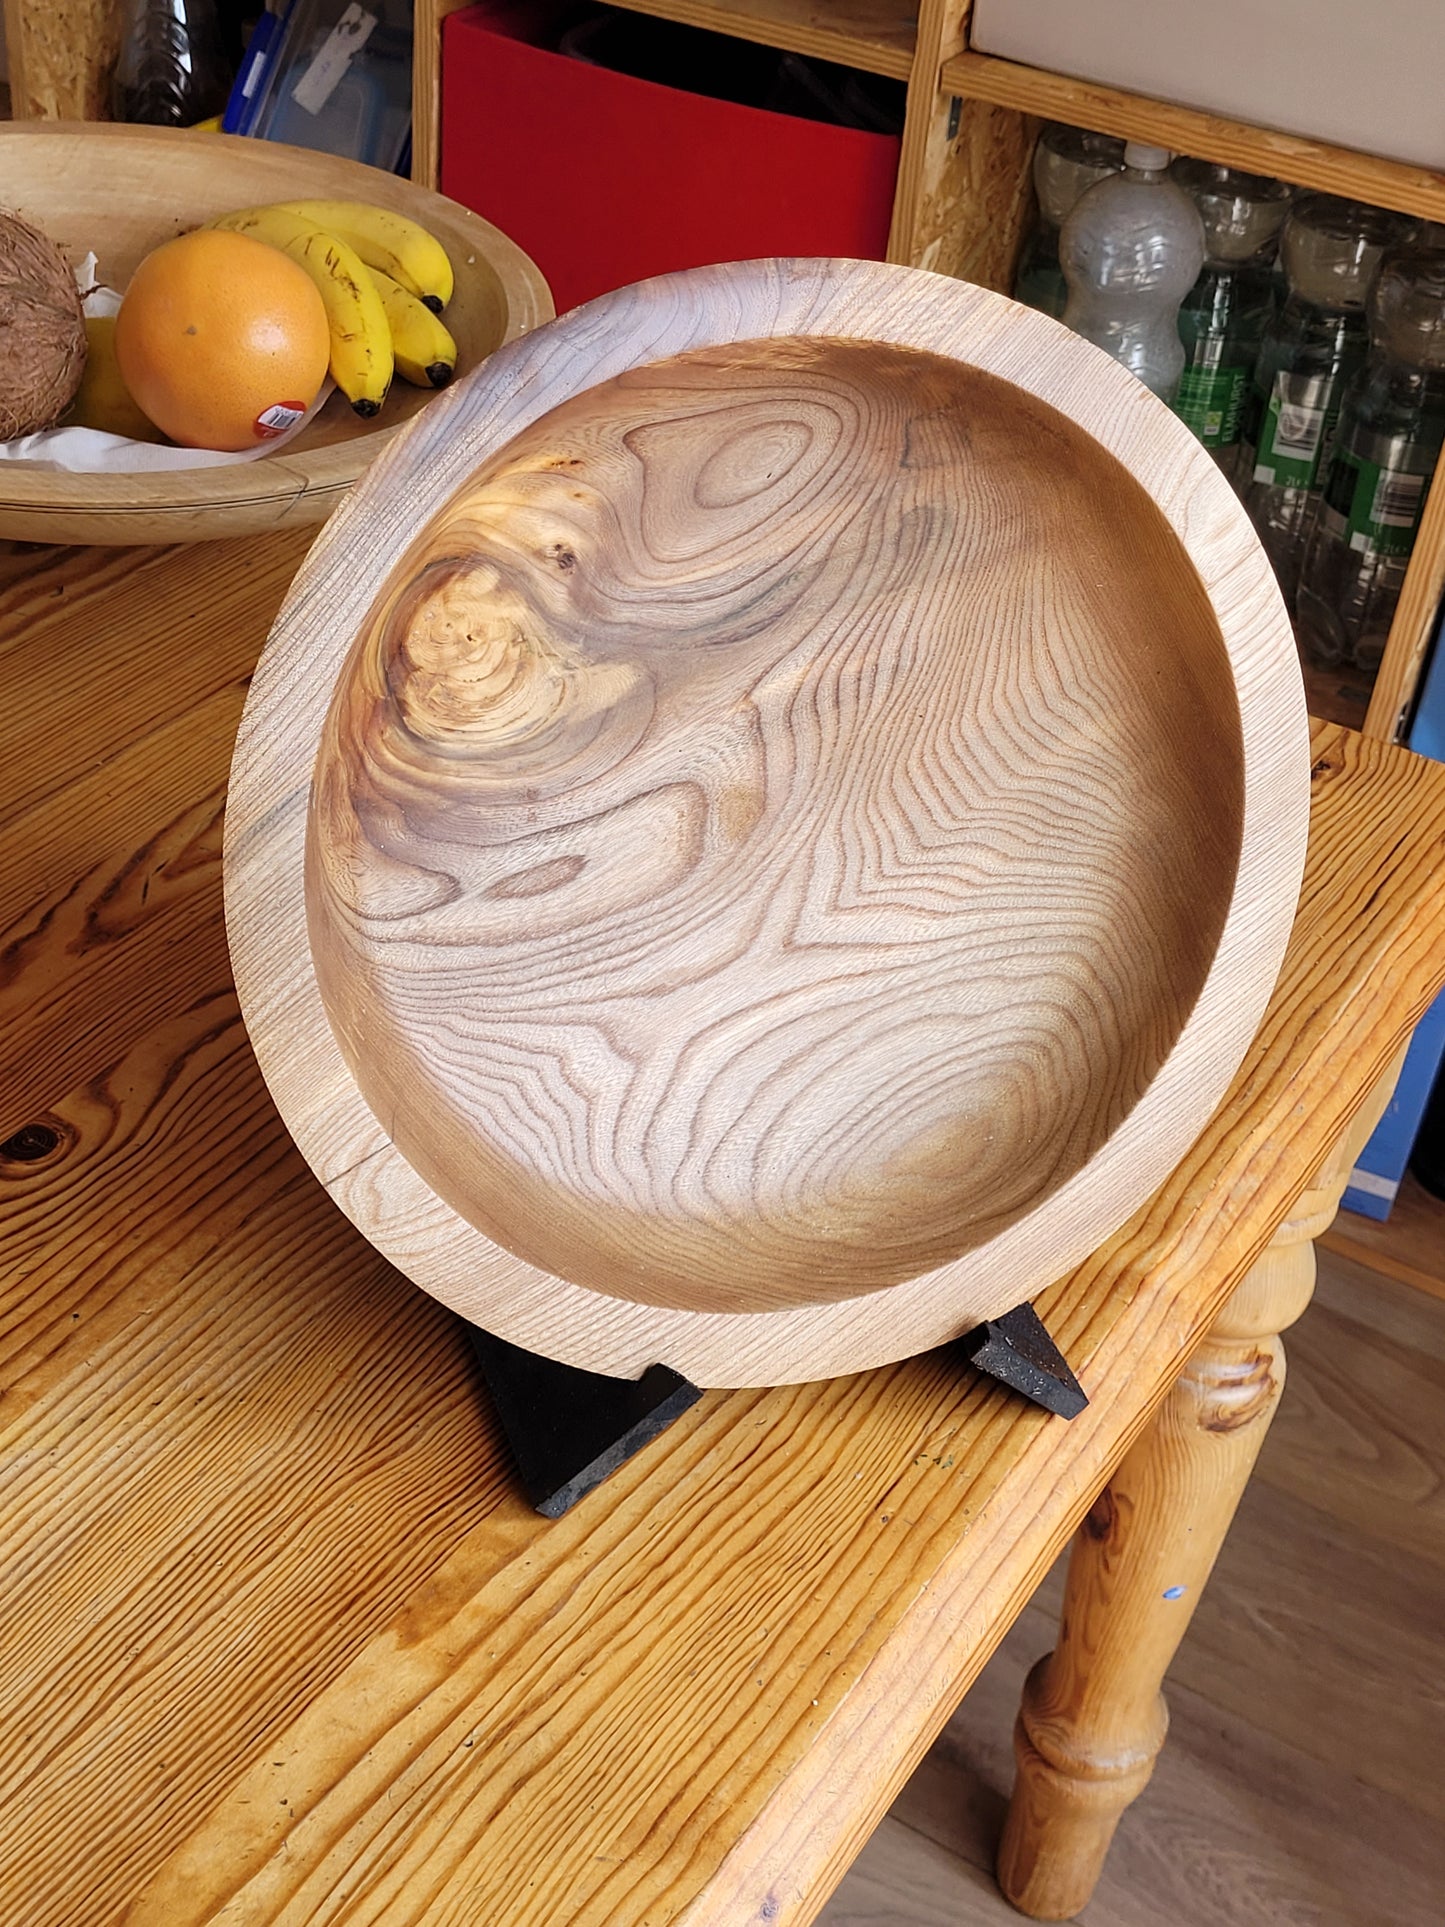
[[308, 336, 1244, 1316], [226, 261, 1308, 1384]]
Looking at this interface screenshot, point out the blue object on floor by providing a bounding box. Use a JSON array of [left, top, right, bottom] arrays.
[[1342, 989, 1445, 1219], [1342, 609, 1445, 1220]]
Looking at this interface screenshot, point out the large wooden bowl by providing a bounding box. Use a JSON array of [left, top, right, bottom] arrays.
[[0, 123, 552, 545], [225, 260, 1310, 1387]]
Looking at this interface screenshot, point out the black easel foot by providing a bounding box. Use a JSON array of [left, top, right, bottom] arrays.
[[958, 1302, 1088, 1419], [464, 1324, 703, 1518]]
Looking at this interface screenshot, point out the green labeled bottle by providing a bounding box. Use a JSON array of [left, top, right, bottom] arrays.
[[1239, 195, 1414, 604], [1169, 160, 1291, 473], [1297, 249, 1445, 674], [1012, 123, 1125, 321]]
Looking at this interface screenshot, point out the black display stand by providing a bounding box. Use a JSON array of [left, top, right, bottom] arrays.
[[465, 1326, 704, 1518], [955, 1303, 1089, 1420], [466, 1302, 1087, 1519]]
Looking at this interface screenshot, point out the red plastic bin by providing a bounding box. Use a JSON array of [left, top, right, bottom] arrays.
[[439, 1, 902, 315]]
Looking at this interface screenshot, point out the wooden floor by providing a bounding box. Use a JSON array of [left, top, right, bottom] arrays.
[[1323, 1174, 1445, 1308], [819, 1245, 1445, 1927]]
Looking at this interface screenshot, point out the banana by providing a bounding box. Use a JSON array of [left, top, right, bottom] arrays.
[[206, 205, 392, 415], [367, 268, 457, 388], [272, 199, 454, 313], [68, 316, 166, 441]]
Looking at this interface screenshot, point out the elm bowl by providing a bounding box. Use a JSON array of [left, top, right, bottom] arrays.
[[224, 258, 1310, 1387]]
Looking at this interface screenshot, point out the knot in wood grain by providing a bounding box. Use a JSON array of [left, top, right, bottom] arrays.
[[383, 558, 650, 759], [1185, 1342, 1282, 1432]]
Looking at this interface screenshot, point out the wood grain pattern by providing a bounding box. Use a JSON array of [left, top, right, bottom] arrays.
[[1364, 454, 1445, 741], [2, 518, 1445, 1927], [228, 258, 1309, 1385], [144, 726, 1445, 1927], [311, 337, 1239, 1317], [0, 124, 552, 546], [887, 2, 1038, 284], [412, 0, 475, 192], [1, 0, 120, 119], [823, 1255, 1445, 1927], [0, 540, 311, 1123], [941, 50, 1445, 224], [0, 532, 527, 1927], [933, 98, 1039, 290], [996, 1067, 1399, 1918]]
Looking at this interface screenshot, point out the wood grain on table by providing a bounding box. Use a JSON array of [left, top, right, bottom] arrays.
[[3, 534, 1445, 1927], [821, 1252, 1445, 1926]]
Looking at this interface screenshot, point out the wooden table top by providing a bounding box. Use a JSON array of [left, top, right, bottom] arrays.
[[4, 533, 1445, 1927]]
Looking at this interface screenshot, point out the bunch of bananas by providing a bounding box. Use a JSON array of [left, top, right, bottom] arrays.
[[204, 199, 459, 416]]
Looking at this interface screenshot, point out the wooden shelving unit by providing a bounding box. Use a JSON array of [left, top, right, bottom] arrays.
[[416, 0, 918, 105], [1, 0, 117, 119], [940, 51, 1445, 225], [938, 36, 1445, 1280], [939, 42, 1445, 747], [582, 0, 918, 78]]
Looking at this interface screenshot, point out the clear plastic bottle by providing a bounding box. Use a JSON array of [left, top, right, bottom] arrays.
[[1169, 161, 1291, 472], [1238, 195, 1413, 603], [1059, 142, 1206, 401], [1013, 124, 1125, 321], [1296, 250, 1445, 675], [1265, 221, 1292, 320]]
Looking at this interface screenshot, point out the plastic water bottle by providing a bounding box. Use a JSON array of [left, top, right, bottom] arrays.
[[1296, 250, 1445, 674], [1059, 142, 1205, 401], [1238, 195, 1414, 603], [1170, 161, 1291, 472], [1013, 124, 1125, 321]]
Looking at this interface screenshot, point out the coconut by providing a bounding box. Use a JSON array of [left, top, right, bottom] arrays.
[[0, 210, 87, 441]]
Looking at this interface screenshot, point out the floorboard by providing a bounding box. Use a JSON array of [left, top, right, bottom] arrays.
[[818, 1252, 1445, 1926], [1324, 1176, 1445, 1306]]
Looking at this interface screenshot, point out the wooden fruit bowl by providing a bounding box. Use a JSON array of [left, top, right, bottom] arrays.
[[0, 122, 552, 545], [225, 259, 1311, 1388]]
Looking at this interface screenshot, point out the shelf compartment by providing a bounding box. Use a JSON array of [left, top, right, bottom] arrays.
[[565, 0, 917, 80], [415, 0, 918, 196], [940, 51, 1445, 223], [940, 48, 1445, 741]]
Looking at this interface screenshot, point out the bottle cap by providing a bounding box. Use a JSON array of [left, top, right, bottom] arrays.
[[1124, 141, 1172, 172]]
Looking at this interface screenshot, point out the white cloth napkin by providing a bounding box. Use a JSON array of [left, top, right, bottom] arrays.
[[0, 254, 332, 473]]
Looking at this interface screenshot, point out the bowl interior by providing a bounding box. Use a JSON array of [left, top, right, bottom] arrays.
[[306, 334, 1245, 1317]]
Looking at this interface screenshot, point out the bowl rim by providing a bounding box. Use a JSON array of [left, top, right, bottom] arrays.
[[224, 256, 1311, 1388], [0, 121, 554, 540]]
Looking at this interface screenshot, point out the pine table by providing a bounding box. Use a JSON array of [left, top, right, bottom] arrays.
[[4, 531, 1444, 1926]]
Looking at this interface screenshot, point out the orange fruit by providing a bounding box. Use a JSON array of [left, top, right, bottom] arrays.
[[114, 229, 330, 451]]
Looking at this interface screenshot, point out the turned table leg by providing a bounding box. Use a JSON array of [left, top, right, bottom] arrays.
[[996, 1064, 1401, 1920]]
